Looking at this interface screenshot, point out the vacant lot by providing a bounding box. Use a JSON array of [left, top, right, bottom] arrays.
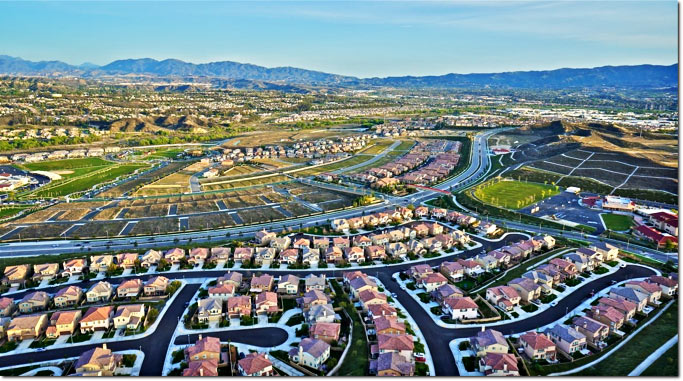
[[135, 161, 210, 196], [100, 161, 191, 198], [600, 213, 634, 231], [474, 180, 560, 209]]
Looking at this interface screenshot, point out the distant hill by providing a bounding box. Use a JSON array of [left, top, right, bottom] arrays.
[[0, 55, 677, 89]]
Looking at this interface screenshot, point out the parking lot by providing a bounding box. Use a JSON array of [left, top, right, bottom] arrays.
[[519, 191, 605, 233]]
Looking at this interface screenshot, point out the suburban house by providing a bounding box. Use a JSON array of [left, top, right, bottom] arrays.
[[116, 279, 143, 299], [80, 306, 115, 333], [442, 297, 479, 321], [470, 328, 509, 357], [486, 286, 521, 311], [233, 248, 254, 263], [407, 264, 434, 280], [62, 258, 87, 277], [625, 281, 662, 305], [208, 283, 235, 300], [368, 303, 398, 321], [305, 275, 327, 292], [597, 297, 638, 322], [113, 304, 146, 330], [508, 278, 542, 303], [479, 353, 519, 376], [210, 247, 232, 263], [647, 275, 678, 296], [572, 315, 609, 348], [255, 292, 279, 314], [376, 334, 414, 359], [140, 250, 162, 268], [374, 316, 406, 335], [32, 263, 59, 281], [278, 249, 299, 265], [91, 255, 114, 272], [440, 261, 465, 282], [7, 313, 48, 341], [254, 247, 277, 265], [590, 305, 625, 332], [374, 352, 415, 376], [609, 287, 649, 311], [185, 335, 221, 362], [310, 322, 341, 343], [227, 296, 252, 318], [238, 352, 273, 376], [250, 274, 274, 293], [218, 272, 243, 287], [19, 291, 50, 313], [277, 274, 300, 295], [288, 338, 331, 369], [545, 324, 587, 355], [188, 248, 210, 265], [74, 345, 122, 376], [46, 310, 82, 338], [420, 272, 448, 292], [589, 242, 619, 261], [305, 303, 336, 324], [299, 290, 331, 309], [54, 285, 83, 308], [198, 298, 223, 323], [144, 276, 169, 297], [254, 229, 277, 246], [164, 248, 186, 264], [87, 281, 114, 303], [2, 264, 30, 287], [0, 297, 16, 317], [115, 253, 138, 269], [519, 331, 556, 361]]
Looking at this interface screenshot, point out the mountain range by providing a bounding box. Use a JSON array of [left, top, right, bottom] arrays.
[[0, 55, 677, 90]]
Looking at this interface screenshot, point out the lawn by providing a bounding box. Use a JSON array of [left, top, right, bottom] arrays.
[[331, 280, 368, 376], [473, 179, 560, 209], [641, 344, 678, 376], [23, 157, 112, 171], [32, 163, 149, 198], [0, 206, 30, 219], [600, 213, 634, 231]]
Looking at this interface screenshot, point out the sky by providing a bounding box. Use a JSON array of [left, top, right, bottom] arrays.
[[0, 1, 677, 77]]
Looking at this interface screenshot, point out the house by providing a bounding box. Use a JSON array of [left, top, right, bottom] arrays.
[[188, 248, 210, 265], [477, 221, 498, 236], [508, 278, 542, 303], [277, 274, 300, 295], [270, 236, 291, 251], [522, 271, 554, 293], [32, 263, 59, 281], [358, 289, 388, 310], [208, 283, 235, 300], [210, 247, 231, 263], [115, 253, 139, 269], [62, 258, 87, 277], [250, 274, 274, 292], [479, 353, 519, 376], [302, 248, 320, 265], [368, 303, 398, 321], [625, 280, 662, 305], [535, 235, 556, 250], [545, 324, 587, 355], [227, 296, 252, 318], [597, 297, 638, 321], [407, 264, 434, 280], [365, 245, 387, 261], [519, 331, 556, 361], [216, 272, 242, 289], [313, 238, 330, 250], [377, 334, 414, 359], [254, 229, 277, 246], [589, 242, 619, 261], [19, 291, 50, 313], [87, 281, 114, 303], [54, 285, 82, 308], [305, 303, 336, 324], [255, 292, 279, 314], [432, 283, 464, 303], [387, 242, 408, 258], [80, 306, 114, 333], [278, 249, 299, 265], [486, 286, 521, 311], [3, 264, 29, 286], [164, 248, 186, 264], [352, 235, 372, 248], [576, 247, 603, 268], [299, 290, 331, 309], [572, 315, 609, 347], [289, 338, 330, 369], [647, 275, 678, 296], [407, 239, 426, 255], [305, 274, 327, 292], [233, 247, 254, 263], [548, 258, 578, 279], [144, 276, 169, 297], [238, 352, 273, 376], [324, 247, 343, 263], [74, 345, 122, 376], [91, 255, 114, 272], [470, 328, 509, 357], [140, 250, 162, 268], [7, 313, 48, 341], [374, 352, 414, 376], [590, 305, 625, 332], [420, 272, 448, 292], [198, 298, 223, 323], [370, 233, 390, 246], [254, 247, 277, 265], [332, 237, 350, 249], [185, 335, 221, 362], [413, 223, 430, 237], [457, 259, 484, 277], [388, 229, 405, 242], [374, 316, 406, 335], [310, 322, 341, 343], [563, 253, 593, 272], [46, 310, 81, 338], [113, 304, 146, 330], [439, 261, 464, 282], [431, 207, 447, 219], [0, 297, 16, 317], [609, 287, 649, 311], [350, 276, 378, 298], [183, 360, 218, 377], [293, 238, 311, 249], [116, 279, 143, 299], [414, 206, 429, 218], [442, 297, 478, 320], [420, 237, 442, 252], [473, 254, 498, 272]]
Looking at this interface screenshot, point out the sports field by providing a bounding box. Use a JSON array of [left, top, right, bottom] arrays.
[[473, 180, 560, 209], [600, 213, 635, 231], [32, 163, 149, 198]]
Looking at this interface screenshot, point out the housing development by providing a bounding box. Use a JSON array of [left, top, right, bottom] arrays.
[[0, 2, 678, 377]]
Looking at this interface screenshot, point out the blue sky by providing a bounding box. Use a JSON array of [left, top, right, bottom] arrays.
[[0, 1, 677, 77]]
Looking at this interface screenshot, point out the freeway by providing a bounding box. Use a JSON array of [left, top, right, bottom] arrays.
[[0, 129, 498, 257]]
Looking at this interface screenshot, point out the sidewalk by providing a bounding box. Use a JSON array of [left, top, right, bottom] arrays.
[[628, 334, 678, 376]]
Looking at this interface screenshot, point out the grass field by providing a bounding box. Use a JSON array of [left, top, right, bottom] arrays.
[[641, 344, 677, 376], [473, 179, 560, 209], [358, 139, 393, 155], [32, 163, 149, 198], [600, 213, 635, 231], [0, 206, 30, 220], [23, 157, 112, 171]]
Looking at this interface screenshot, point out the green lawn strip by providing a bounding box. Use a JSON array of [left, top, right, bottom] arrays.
[[331, 279, 368, 376], [473, 179, 559, 209], [33, 163, 149, 198], [23, 157, 113, 171], [640, 343, 678, 376], [0, 206, 30, 219], [576, 301, 678, 376], [600, 213, 634, 231]]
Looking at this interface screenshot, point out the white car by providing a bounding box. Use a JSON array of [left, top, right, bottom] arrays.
[[620, 263, 626, 268]]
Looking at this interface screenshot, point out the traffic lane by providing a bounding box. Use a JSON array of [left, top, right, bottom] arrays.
[[0, 284, 200, 375], [4, 232, 529, 300], [173, 327, 289, 348], [377, 272, 460, 377]]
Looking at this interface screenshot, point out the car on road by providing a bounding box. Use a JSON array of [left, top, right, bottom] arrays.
[[415, 356, 426, 363], [550, 301, 558, 307], [36, 348, 46, 352], [620, 263, 626, 268]]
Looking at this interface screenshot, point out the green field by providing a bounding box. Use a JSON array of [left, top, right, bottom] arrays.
[[32, 163, 149, 198], [23, 157, 112, 171], [600, 213, 635, 231], [473, 179, 560, 209], [0, 206, 29, 220], [642, 344, 678, 376]]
